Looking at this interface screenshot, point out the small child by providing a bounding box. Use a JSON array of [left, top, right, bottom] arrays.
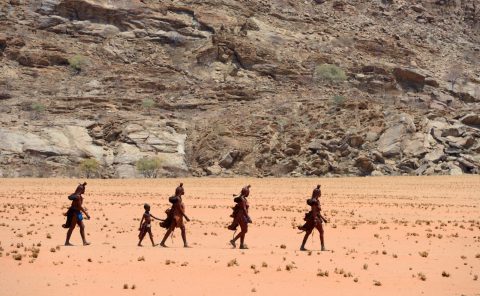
[[138, 204, 161, 247]]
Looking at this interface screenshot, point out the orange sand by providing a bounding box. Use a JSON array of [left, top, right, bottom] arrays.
[[0, 176, 479, 295]]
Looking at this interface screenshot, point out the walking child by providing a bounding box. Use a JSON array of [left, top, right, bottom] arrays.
[[138, 204, 162, 247]]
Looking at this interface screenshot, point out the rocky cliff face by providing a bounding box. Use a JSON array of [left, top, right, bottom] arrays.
[[0, 0, 479, 178]]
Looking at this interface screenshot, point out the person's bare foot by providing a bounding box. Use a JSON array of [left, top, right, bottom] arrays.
[[138, 244, 143, 247], [83, 242, 91, 246], [65, 242, 73, 246], [300, 247, 307, 251], [321, 246, 326, 251], [230, 240, 236, 248], [160, 243, 168, 248], [152, 244, 157, 247], [239, 245, 249, 249], [184, 245, 191, 248]]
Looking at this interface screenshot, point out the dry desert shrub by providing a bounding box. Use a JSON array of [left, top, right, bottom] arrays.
[[419, 251, 429, 258], [79, 159, 99, 178], [285, 263, 296, 271], [227, 258, 238, 267], [418, 272, 427, 281], [317, 269, 329, 277]]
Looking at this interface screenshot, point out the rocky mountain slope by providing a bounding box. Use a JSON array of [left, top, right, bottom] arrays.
[[0, 0, 479, 178]]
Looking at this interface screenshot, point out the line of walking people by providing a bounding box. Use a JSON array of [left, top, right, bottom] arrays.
[[62, 183, 327, 251]]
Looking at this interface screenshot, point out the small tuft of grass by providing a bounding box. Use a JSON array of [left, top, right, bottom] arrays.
[[227, 258, 238, 267], [317, 269, 329, 277], [441, 271, 450, 277], [285, 263, 296, 271]]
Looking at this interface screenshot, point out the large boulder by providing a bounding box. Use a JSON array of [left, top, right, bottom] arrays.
[[307, 139, 327, 152], [424, 147, 446, 163], [460, 113, 480, 127], [8, 49, 69, 68], [377, 113, 415, 157], [447, 163, 463, 175], [0, 128, 63, 156], [393, 67, 425, 91], [219, 149, 241, 169], [272, 159, 299, 176], [346, 134, 364, 148], [403, 133, 429, 157], [113, 143, 143, 165], [205, 163, 222, 176], [0, 125, 107, 160], [355, 155, 375, 175]]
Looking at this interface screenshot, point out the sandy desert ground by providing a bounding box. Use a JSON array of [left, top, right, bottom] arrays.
[[0, 176, 479, 296]]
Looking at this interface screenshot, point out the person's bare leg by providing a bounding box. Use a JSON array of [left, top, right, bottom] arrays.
[[300, 230, 312, 251], [65, 224, 76, 246], [148, 230, 155, 246], [65, 215, 77, 246], [79, 221, 90, 246], [138, 231, 145, 246], [317, 224, 325, 251], [181, 226, 189, 247], [239, 224, 248, 249], [230, 231, 242, 248], [160, 228, 173, 247], [239, 233, 247, 249]]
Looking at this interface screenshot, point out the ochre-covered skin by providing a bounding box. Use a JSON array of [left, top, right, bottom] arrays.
[[64, 183, 90, 246], [175, 183, 185, 197], [160, 185, 190, 248], [229, 185, 251, 249], [300, 188, 326, 251], [311, 185, 321, 201]]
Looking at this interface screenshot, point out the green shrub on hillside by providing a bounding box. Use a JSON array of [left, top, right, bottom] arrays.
[[68, 55, 88, 73], [79, 158, 99, 178], [314, 64, 347, 83], [136, 157, 162, 178]]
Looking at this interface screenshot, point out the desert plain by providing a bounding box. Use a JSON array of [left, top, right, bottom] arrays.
[[0, 176, 479, 296]]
